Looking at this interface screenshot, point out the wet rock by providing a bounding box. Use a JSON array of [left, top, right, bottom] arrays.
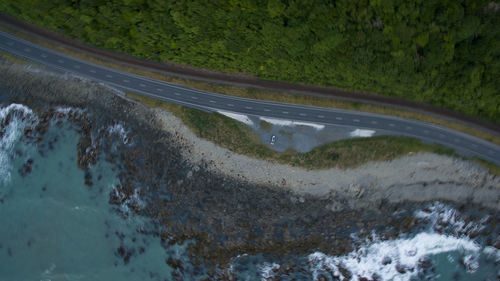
[[418, 256, 432, 270], [115, 245, 134, 265], [381, 256, 392, 265], [337, 265, 352, 280], [166, 258, 184, 272], [171, 271, 183, 281], [395, 263, 406, 274], [18, 158, 34, 177], [316, 274, 328, 281], [84, 169, 93, 186]]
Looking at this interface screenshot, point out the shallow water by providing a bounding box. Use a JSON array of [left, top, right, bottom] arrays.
[[0, 98, 498, 281], [0, 103, 192, 280]]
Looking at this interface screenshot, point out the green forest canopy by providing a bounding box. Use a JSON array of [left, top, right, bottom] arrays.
[[1, 0, 499, 124]]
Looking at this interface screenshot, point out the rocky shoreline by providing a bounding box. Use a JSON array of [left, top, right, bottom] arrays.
[[1, 60, 499, 270]]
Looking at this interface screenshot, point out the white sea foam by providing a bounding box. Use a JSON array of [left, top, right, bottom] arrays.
[[259, 262, 280, 280], [42, 263, 56, 275], [349, 129, 375, 137], [259, 117, 325, 130], [414, 202, 486, 237], [308, 232, 480, 281], [112, 183, 144, 216], [217, 110, 254, 126], [307, 203, 491, 280], [55, 106, 85, 116], [483, 246, 500, 262], [107, 123, 130, 144], [0, 104, 38, 184], [124, 188, 144, 210]]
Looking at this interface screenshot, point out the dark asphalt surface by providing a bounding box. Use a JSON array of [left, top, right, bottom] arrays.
[[1, 30, 499, 166]]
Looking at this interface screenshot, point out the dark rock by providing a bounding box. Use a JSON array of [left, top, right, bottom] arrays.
[[166, 258, 184, 272], [395, 263, 406, 274], [84, 169, 92, 186], [418, 256, 432, 270], [316, 274, 328, 281], [382, 256, 392, 265]]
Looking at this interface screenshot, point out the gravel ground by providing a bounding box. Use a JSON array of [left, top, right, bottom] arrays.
[[153, 108, 500, 211]]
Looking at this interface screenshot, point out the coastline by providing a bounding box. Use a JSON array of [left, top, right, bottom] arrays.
[[2, 60, 499, 212], [155, 108, 500, 211]]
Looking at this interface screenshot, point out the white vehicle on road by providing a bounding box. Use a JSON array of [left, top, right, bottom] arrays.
[[270, 135, 276, 145]]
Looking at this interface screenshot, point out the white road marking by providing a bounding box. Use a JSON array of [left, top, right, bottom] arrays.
[[89, 69, 96, 73], [353, 119, 360, 122], [227, 103, 234, 107], [260, 117, 324, 130], [40, 53, 48, 58], [219, 111, 253, 125], [57, 59, 64, 64], [299, 113, 307, 116], [282, 111, 289, 114], [123, 79, 130, 83], [317, 115, 325, 118], [389, 123, 395, 127], [139, 83, 146, 87], [174, 92, 180, 96], [264, 108, 271, 112], [350, 129, 375, 137], [335, 117, 343, 120], [405, 126, 412, 130], [156, 88, 163, 91], [106, 74, 112, 78], [244, 106, 252, 109], [191, 96, 198, 100], [209, 100, 216, 103]]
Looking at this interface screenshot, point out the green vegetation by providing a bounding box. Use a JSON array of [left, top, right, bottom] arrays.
[[127, 92, 461, 169], [472, 157, 500, 176], [1, 39, 500, 148], [259, 120, 273, 132], [1, 0, 499, 124]]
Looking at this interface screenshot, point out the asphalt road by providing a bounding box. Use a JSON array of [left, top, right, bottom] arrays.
[[1, 30, 499, 166]]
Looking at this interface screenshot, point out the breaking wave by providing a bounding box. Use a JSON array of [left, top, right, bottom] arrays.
[[0, 103, 38, 184], [307, 232, 479, 281], [305, 203, 489, 281], [253, 202, 496, 280], [107, 123, 130, 145]]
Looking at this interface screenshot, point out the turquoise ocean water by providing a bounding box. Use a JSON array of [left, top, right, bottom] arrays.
[[0, 98, 499, 280]]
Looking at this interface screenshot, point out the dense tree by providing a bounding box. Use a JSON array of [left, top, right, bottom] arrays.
[[1, 0, 498, 124]]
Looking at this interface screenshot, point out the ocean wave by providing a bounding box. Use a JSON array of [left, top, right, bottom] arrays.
[[0, 103, 38, 184], [308, 232, 480, 281], [414, 202, 487, 237], [110, 183, 144, 217], [54, 106, 85, 116], [259, 262, 280, 280], [107, 123, 130, 145], [305, 203, 493, 281]]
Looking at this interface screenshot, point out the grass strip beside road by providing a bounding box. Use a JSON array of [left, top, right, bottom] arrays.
[[2, 51, 498, 175], [127, 92, 463, 170], [1, 24, 499, 147]]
